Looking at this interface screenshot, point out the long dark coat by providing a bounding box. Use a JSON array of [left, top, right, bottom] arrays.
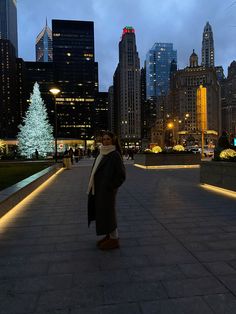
[[88, 151, 126, 235]]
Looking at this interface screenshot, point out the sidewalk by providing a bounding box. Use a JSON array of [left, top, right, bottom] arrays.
[[0, 159, 236, 313]]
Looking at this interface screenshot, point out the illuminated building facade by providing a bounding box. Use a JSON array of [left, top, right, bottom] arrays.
[[52, 19, 98, 140], [201, 22, 214, 67], [114, 26, 141, 147], [168, 50, 220, 145], [24, 61, 54, 126], [0, 0, 18, 56], [221, 61, 236, 136], [141, 66, 157, 146], [0, 39, 20, 138], [108, 85, 114, 132], [94, 92, 109, 133], [36, 20, 53, 62], [146, 43, 177, 98]]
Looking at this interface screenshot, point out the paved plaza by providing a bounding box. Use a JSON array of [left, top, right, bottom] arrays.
[[1, 159, 236, 314]]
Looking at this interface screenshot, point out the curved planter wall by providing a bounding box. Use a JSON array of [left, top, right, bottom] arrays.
[[134, 153, 201, 166], [200, 161, 236, 192]]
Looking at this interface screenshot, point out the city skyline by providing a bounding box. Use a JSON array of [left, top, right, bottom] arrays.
[[18, 0, 236, 91]]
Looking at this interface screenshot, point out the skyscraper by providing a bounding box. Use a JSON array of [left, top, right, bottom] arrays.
[[0, 40, 19, 138], [221, 61, 236, 135], [36, 20, 53, 62], [201, 21, 214, 67], [146, 43, 177, 98], [114, 26, 141, 147], [167, 50, 220, 145], [52, 19, 98, 142], [0, 0, 18, 56]]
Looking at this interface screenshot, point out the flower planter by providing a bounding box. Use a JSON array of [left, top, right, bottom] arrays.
[[134, 153, 201, 166], [200, 161, 236, 192]]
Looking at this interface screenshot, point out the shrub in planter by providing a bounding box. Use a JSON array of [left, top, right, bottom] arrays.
[[151, 146, 162, 153], [219, 148, 236, 162], [173, 145, 185, 152]]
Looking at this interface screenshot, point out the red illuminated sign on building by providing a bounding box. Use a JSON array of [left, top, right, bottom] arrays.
[[122, 26, 135, 38]]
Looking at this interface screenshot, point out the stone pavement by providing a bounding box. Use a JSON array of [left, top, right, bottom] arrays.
[[0, 158, 236, 314]]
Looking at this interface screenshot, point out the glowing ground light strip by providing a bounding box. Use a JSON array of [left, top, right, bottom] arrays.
[[201, 184, 236, 199], [0, 168, 64, 233], [134, 164, 200, 170]]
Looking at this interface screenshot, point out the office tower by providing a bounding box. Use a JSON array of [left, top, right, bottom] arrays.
[[36, 20, 53, 62], [108, 86, 114, 132], [24, 61, 54, 126], [146, 43, 177, 98], [141, 66, 157, 145], [167, 50, 220, 145], [215, 66, 225, 82], [201, 21, 214, 67], [94, 92, 109, 133], [16, 57, 26, 118], [0, 0, 18, 56], [52, 19, 98, 142], [0, 40, 19, 138], [221, 61, 236, 135], [114, 26, 141, 147]]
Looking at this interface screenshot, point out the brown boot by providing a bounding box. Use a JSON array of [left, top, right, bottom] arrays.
[[96, 235, 109, 247], [99, 238, 120, 250]]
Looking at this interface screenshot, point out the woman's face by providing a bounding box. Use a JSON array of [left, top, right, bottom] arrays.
[[102, 135, 113, 146]]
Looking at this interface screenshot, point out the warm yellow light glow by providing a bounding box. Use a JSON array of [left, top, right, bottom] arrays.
[[201, 184, 236, 199], [197, 85, 207, 130], [151, 146, 162, 153], [134, 164, 200, 170], [219, 148, 236, 159], [173, 145, 185, 152], [167, 122, 174, 129], [0, 139, 6, 152], [49, 88, 61, 95], [0, 168, 64, 234]]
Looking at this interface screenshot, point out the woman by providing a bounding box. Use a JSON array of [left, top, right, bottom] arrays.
[[87, 131, 126, 250]]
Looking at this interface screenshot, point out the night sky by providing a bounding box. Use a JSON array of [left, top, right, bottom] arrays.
[[18, 0, 236, 91]]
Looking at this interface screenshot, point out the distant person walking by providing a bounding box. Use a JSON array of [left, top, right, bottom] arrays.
[[218, 131, 231, 150], [87, 131, 126, 250], [69, 147, 74, 164], [127, 148, 134, 160], [74, 147, 79, 163], [215, 131, 231, 159], [35, 149, 39, 160]]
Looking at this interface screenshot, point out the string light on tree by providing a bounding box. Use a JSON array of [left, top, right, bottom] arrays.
[[17, 82, 54, 159]]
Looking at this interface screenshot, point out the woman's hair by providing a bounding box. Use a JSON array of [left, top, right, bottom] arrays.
[[101, 130, 122, 155]]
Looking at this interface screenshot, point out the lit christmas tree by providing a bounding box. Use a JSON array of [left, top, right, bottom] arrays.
[[17, 82, 54, 158]]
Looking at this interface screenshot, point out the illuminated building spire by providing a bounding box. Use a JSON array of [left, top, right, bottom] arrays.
[[201, 21, 214, 67], [35, 20, 53, 62]]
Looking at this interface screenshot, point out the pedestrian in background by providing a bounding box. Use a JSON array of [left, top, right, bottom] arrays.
[[74, 147, 79, 163], [217, 131, 231, 150], [87, 131, 126, 250], [214, 130, 231, 159], [69, 147, 74, 164], [35, 149, 39, 160]]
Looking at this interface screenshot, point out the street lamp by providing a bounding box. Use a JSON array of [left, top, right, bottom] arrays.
[[49, 87, 61, 162], [166, 122, 174, 146]]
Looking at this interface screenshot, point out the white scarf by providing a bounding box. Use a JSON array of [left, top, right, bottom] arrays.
[[87, 145, 116, 195]]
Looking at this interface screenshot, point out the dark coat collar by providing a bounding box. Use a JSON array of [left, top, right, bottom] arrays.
[[96, 151, 116, 172]]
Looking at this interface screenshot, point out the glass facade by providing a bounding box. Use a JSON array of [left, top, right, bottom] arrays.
[[0, 0, 18, 56], [52, 20, 98, 140], [36, 22, 53, 62], [146, 43, 177, 98], [116, 26, 141, 145]]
